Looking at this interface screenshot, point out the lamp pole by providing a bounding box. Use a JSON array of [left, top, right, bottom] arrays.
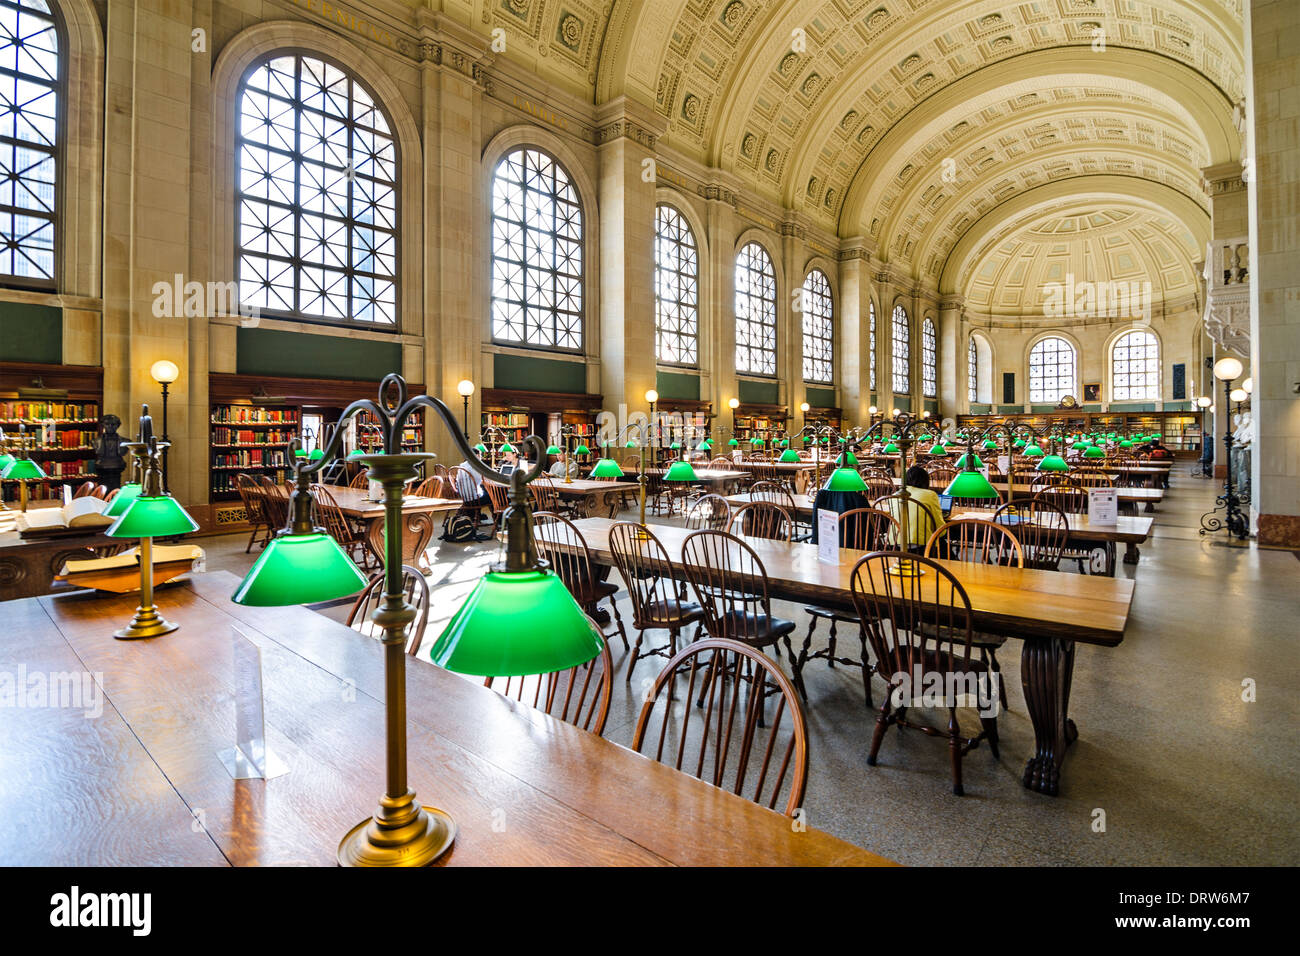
[[646, 389, 659, 471], [150, 360, 179, 493], [457, 380, 475, 440], [1200, 357, 1250, 539]]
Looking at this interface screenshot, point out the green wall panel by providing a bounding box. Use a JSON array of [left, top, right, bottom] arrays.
[[805, 386, 836, 407], [738, 379, 778, 405], [969, 404, 992, 414], [656, 370, 700, 400], [893, 395, 912, 413], [236, 328, 400, 381], [924, 399, 939, 414], [1109, 402, 1158, 412], [997, 405, 1023, 414], [493, 353, 586, 393], [0, 302, 61, 364]]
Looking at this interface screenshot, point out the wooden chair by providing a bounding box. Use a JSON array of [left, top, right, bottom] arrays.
[[532, 512, 629, 651], [994, 497, 1070, 571], [748, 479, 810, 539], [794, 507, 900, 707], [91, 484, 109, 499], [1071, 469, 1115, 488], [862, 475, 896, 503], [727, 500, 794, 542], [309, 483, 370, 569], [925, 464, 957, 488], [528, 474, 564, 513], [235, 475, 272, 553], [345, 566, 430, 656], [258, 476, 290, 531], [72, 481, 95, 498], [411, 476, 450, 498], [683, 492, 731, 530], [348, 469, 369, 490], [366, 512, 436, 574], [484, 626, 614, 736], [874, 491, 939, 551], [708, 456, 734, 470], [609, 522, 705, 681], [632, 637, 808, 817], [849, 552, 999, 796], [483, 480, 512, 527]]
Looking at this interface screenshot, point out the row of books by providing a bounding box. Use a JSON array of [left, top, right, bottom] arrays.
[[211, 427, 297, 446], [40, 429, 98, 449], [0, 401, 99, 422], [212, 450, 293, 468], [211, 407, 300, 424], [211, 470, 289, 493], [0, 459, 92, 478], [484, 413, 530, 428]]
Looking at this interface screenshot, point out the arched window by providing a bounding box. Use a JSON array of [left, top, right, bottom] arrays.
[[868, 301, 876, 391], [1112, 329, 1159, 401], [1028, 336, 1076, 403], [735, 241, 776, 375], [891, 305, 910, 394], [968, 337, 978, 404], [921, 317, 937, 397], [801, 269, 833, 384], [654, 204, 697, 366], [236, 53, 399, 326], [491, 147, 584, 351], [0, 0, 60, 288]]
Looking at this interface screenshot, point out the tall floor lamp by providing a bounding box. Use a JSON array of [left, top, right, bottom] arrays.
[[1200, 356, 1250, 539], [150, 360, 179, 492]]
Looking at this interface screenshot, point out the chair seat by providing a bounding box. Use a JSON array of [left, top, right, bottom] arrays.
[[595, 580, 621, 600], [804, 605, 859, 624], [718, 610, 797, 646], [642, 596, 705, 627]]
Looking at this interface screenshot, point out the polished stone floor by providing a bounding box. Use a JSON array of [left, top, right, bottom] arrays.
[[201, 467, 1300, 866]]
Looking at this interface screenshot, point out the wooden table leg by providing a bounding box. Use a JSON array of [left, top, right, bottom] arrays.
[[1144, 501, 1156, 513], [1123, 542, 1140, 565], [1020, 637, 1077, 796], [602, 491, 619, 519]]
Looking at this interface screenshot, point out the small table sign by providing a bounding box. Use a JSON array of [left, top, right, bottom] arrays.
[[817, 510, 839, 564], [1088, 487, 1118, 526], [996, 455, 1010, 476], [732, 450, 743, 464], [217, 626, 288, 780]]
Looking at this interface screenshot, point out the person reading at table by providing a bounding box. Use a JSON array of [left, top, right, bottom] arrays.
[[499, 448, 521, 476], [549, 451, 578, 478], [885, 465, 946, 553]]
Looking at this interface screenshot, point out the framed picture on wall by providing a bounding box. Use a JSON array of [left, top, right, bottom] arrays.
[[1083, 382, 1101, 402]]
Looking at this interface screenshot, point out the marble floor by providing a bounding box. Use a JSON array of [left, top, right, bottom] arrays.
[[201, 467, 1300, 866]]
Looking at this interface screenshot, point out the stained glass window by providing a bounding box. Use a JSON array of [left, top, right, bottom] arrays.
[[1029, 336, 1076, 403], [921, 317, 937, 397], [868, 301, 876, 391], [968, 336, 978, 404], [1112, 329, 1159, 401], [237, 54, 398, 326], [735, 242, 776, 375], [491, 147, 584, 350], [654, 204, 697, 366], [0, 0, 59, 287], [891, 305, 910, 395], [801, 269, 833, 384]]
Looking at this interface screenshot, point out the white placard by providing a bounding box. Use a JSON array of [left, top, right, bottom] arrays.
[[1088, 487, 1118, 526], [61, 482, 72, 506], [996, 455, 1010, 475], [732, 449, 743, 464], [817, 510, 839, 564], [367, 478, 384, 502], [218, 625, 288, 780]]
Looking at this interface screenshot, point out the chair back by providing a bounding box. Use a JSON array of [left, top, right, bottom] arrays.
[[861, 475, 896, 503], [348, 469, 369, 489], [632, 637, 807, 816], [875, 492, 939, 548], [411, 476, 450, 498], [925, 464, 957, 488], [483, 480, 511, 516], [236, 473, 267, 524], [345, 565, 430, 656], [447, 465, 477, 502], [682, 492, 730, 530], [849, 552, 977, 700], [1031, 486, 1088, 515], [993, 497, 1070, 570], [1071, 469, 1114, 488], [528, 474, 562, 512], [708, 456, 734, 470], [485, 630, 613, 736], [925, 517, 1023, 567], [680, 530, 775, 645], [532, 511, 603, 605], [308, 483, 355, 546], [609, 522, 691, 630], [727, 501, 793, 542], [260, 479, 290, 529], [72, 481, 95, 498], [836, 507, 901, 551]]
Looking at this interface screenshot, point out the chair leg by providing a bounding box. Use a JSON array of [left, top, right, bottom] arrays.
[[859, 635, 874, 710], [867, 701, 891, 766], [625, 628, 644, 683], [983, 647, 1009, 711], [949, 711, 964, 796], [826, 618, 838, 668], [607, 594, 630, 651], [981, 714, 1000, 760], [792, 616, 817, 703]]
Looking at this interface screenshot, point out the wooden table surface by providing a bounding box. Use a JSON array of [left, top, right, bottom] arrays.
[[0, 505, 117, 601], [1, 571, 891, 866], [326, 486, 462, 520]]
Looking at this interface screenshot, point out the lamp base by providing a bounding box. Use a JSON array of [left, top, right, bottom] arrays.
[[337, 804, 456, 867], [886, 559, 925, 577], [114, 605, 179, 640]]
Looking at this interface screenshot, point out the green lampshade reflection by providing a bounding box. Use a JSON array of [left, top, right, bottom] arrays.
[[231, 533, 368, 606], [727, 438, 739, 446], [106, 495, 199, 539], [943, 439, 955, 447], [917, 435, 931, 443], [429, 570, 604, 677], [779, 439, 790, 448], [103, 483, 142, 519], [928, 443, 947, 456], [348, 448, 367, 459], [944, 469, 1000, 499], [1013, 439, 1026, 448], [545, 444, 562, 455], [590, 458, 624, 478], [500, 443, 516, 454], [1153, 433, 1162, 440], [2, 458, 45, 480], [574, 444, 590, 455], [309, 448, 324, 461], [821, 437, 831, 445], [779, 449, 801, 463], [1022, 444, 1044, 457], [982, 439, 998, 450], [953, 453, 983, 469], [1037, 454, 1070, 472], [664, 460, 698, 482], [825, 467, 867, 492], [835, 451, 859, 466], [624, 440, 638, 448], [882, 442, 899, 454], [1084, 445, 1107, 459]]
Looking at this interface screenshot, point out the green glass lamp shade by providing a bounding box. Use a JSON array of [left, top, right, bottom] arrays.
[[500, 442, 516, 454], [669, 442, 681, 450], [347, 448, 367, 459], [779, 449, 801, 463], [1153, 433, 1161, 440], [663, 460, 698, 482], [982, 439, 998, 450], [0, 453, 14, 471], [928, 443, 947, 456], [308, 448, 325, 461], [917, 435, 931, 443], [953, 453, 983, 469], [751, 438, 765, 447], [696, 440, 711, 452], [704, 439, 713, 448], [1119, 440, 1133, 448], [1013, 439, 1027, 448], [429, 570, 604, 677], [943, 439, 954, 447], [103, 483, 142, 519], [545, 444, 562, 455], [294, 448, 308, 458], [821, 437, 832, 445], [2, 458, 45, 480], [106, 495, 200, 539], [779, 439, 789, 448], [1072, 440, 1090, 450], [835, 451, 859, 466], [590, 458, 624, 478], [473, 443, 488, 454], [944, 469, 1000, 500], [624, 440, 638, 449], [573, 444, 590, 455], [1084, 445, 1107, 459], [232, 533, 367, 606], [727, 438, 739, 447], [1037, 454, 1070, 473], [1022, 444, 1044, 458], [825, 467, 867, 492], [838, 437, 848, 444], [882, 442, 900, 454]]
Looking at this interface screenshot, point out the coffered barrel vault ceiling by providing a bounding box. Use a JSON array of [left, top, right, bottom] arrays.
[[447, 0, 1244, 312]]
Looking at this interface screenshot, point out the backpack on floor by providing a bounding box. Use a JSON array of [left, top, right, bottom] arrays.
[[441, 509, 490, 542]]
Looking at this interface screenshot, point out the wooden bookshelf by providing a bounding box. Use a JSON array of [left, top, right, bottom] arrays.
[[479, 387, 602, 465], [0, 363, 104, 502], [955, 409, 1204, 455], [732, 403, 789, 449]]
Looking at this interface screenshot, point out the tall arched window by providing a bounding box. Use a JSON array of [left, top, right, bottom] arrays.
[[868, 301, 876, 391], [1028, 336, 1076, 403], [735, 241, 776, 375], [654, 204, 697, 366], [921, 317, 937, 397], [237, 54, 399, 326], [0, 0, 60, 288], [891, 305, 910, 394], [968, 337, 978, 404], [491, 147, 584, 351], [1112, 329, 1159, 400], [801, 269, 833, 384]]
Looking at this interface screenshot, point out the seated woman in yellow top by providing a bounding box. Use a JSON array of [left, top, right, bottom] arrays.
[[885, 465, 946, 551]]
